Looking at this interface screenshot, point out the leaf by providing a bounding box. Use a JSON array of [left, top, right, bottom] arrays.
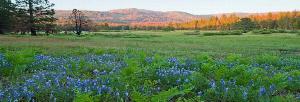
[[151, 87, 192, 102], [131, 91, 149, 102], [73, 92, 94, 102]]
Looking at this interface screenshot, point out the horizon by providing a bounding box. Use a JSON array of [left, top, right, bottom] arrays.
[[49, 0, 300, 15], [55, 8, 300, 16]]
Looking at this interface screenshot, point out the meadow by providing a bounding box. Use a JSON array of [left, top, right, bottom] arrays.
[[0, 31, 300, 101]]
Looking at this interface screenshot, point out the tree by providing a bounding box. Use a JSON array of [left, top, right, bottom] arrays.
[[234, 18, 256, 32], [14, 8, 30, 34], [0, 0, 15, 34], [162, 22, 175, 31], [69, 9, 88, 35], [16, 0, 55, 36], [192, 20, 199, 30]]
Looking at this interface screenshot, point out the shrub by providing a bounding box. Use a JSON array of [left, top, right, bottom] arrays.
[[162, 26, 175, 32], [100, 30, 123, 32], [252, 29, 272, 34], [184, 30, 200, 35], [203, 30, 243, 36], [253, 29, 299, 34], [277, 29, 288, 33], [288, 30, 299, 34]]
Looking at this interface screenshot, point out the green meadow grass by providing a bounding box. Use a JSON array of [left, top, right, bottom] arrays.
[[1, 30, 300, 57]]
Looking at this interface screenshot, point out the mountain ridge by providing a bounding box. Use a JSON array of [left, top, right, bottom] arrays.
[[54, 8, 294, 24]]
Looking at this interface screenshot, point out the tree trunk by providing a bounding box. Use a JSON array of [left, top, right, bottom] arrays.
[[0, 29, 4, 34], [28, 0, 36, 36]]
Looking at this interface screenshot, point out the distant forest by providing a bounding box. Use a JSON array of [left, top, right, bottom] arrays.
[[1, 0, 300, 35]]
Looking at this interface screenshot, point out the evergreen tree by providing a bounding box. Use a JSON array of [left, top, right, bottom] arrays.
[[16, 0, 55, 36], [234, 18, 256, 32], [0, 0, 15, 34]]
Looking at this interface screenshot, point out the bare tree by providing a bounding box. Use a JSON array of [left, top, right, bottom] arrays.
[[69, 9, 88, 35]]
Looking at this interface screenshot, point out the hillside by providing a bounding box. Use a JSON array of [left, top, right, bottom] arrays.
[[55, 8, 211, 24]]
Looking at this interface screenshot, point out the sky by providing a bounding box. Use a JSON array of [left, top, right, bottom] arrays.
[[48, 0, 300, 15]]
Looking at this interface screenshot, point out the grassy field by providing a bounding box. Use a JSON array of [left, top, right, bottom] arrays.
[[0, 31, 300, 101], [1, 31, 300, 57]]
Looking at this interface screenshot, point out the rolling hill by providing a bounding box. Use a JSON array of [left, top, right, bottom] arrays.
[[55, 8, 211, 24]]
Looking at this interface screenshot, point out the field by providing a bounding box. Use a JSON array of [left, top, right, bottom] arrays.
[[0, 31, 300, 101], [1, 31, 300, 56]]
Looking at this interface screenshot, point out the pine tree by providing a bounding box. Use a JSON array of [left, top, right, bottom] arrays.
[[0, 0, 15, 34], [16, 0, 55, 36], [234, 18, 256, 32]]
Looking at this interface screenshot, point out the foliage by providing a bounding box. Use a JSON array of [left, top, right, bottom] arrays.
[[0, 0, 15, 34], [203, 30, 243, 36], [0, 48, 299, 101], [69, 9, 90, 35], [16, 0, 56, 35], [233, 18, 256, 32], [184, 30, 201, 35], [252, 29, 273, 34], [74, 92, 94, 102], [151, 87, 192, 102], [162, 26, 175, 32], [253, 29, 299, 34]]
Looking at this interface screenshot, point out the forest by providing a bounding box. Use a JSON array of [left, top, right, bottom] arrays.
[[1, 0, 300, 35]]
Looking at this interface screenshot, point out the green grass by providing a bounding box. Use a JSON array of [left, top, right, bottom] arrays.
[[1, 30, 300, 57]]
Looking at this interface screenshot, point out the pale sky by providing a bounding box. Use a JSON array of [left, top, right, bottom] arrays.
[[48, 0, 300, 15]]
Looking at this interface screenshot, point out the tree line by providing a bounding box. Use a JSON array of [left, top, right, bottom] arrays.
[[175, 11, 300, 31], [1, 0, 300, 36], [57, 11, 300, 32]]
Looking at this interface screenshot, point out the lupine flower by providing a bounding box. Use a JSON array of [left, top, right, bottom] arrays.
[[0, 90, 4, 99], [259, 86, 266, 96], [93, 69, 99, 75], [184, 79, 189, 83], [197, 91, 203, 96], [248, 80, 254, 87], [168, 57, 178, 64], [288, 77, 293, 81], [145, 57, 153, 64], [225, 88, 229, 93], [243, 90, 248, 100], [176, 79, 181, 84], [269, 84, 276, 94], [210, 80, 216, 89], [1, 53, 299, 101], [157, 87, 161, 91], [0, 53, 11, 68], [125, 91, 129, 97], [220, 79, 226, 88], [115, 91, 120, 96]]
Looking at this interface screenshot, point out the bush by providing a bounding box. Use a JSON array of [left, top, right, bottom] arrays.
[[184, 30, 200, 35], [162, 26, 175, 32], [203, 30, 243, 36], [252, 29, 272, 34], [277, 29, 288, 33], [100, 30, 123, 32], [253, 29, 299, 34], [288, 30, 299, 34]]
